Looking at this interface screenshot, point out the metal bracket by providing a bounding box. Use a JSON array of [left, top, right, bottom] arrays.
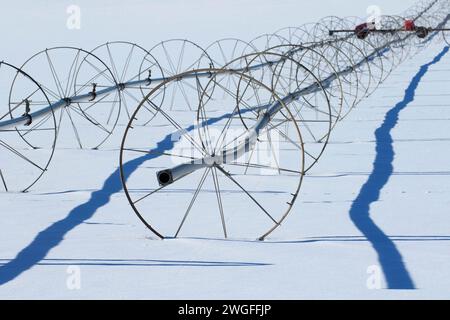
[[89, 83, 97, 101], [22, 99, 32, 126], [146, 69, 152, 86]]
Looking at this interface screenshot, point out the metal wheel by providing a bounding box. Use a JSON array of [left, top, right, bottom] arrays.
[[120, 68, 305, 240], [11, 47, 120, 149], [275, 44, 344, 134], [0, 61, 56, 192]]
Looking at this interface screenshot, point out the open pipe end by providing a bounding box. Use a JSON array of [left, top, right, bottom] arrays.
[[157, 169, 173, 187]]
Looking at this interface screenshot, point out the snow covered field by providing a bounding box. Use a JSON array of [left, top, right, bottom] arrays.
[[1, 0, 450, 299]]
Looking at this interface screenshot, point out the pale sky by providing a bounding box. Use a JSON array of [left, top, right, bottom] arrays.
[[1, 0, 418, 64]]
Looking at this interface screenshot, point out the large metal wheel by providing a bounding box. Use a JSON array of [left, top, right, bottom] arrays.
[[0, 61, 57, 192], [120, 68, 305, 240], [10, 47, 121, 149]]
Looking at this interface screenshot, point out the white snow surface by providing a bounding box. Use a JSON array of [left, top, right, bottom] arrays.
[[1, 0, 450, 299]]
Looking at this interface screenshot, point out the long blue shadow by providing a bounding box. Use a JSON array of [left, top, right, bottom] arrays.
[[0, 109, 248, 286], [349, 46, 449, 289]]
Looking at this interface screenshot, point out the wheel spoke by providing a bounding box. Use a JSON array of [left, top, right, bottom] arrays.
[[0, 169, 8, 192], [215, 165, 278, 225], [64, 49, 81, 97], [64, 107, 83, 148], [0, 139, 45, 172], [45, 50, 64, 98], [174, 167, 211, 237], [211, 167, 227, 238]]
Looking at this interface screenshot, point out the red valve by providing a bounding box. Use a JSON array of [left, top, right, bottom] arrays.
[[404, 19, 416, 31]]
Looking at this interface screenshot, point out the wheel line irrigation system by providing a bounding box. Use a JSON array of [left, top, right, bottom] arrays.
[[0, 0, 449, 239]]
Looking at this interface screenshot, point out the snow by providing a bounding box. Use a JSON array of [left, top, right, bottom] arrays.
[[1, 0, 450, 299]]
